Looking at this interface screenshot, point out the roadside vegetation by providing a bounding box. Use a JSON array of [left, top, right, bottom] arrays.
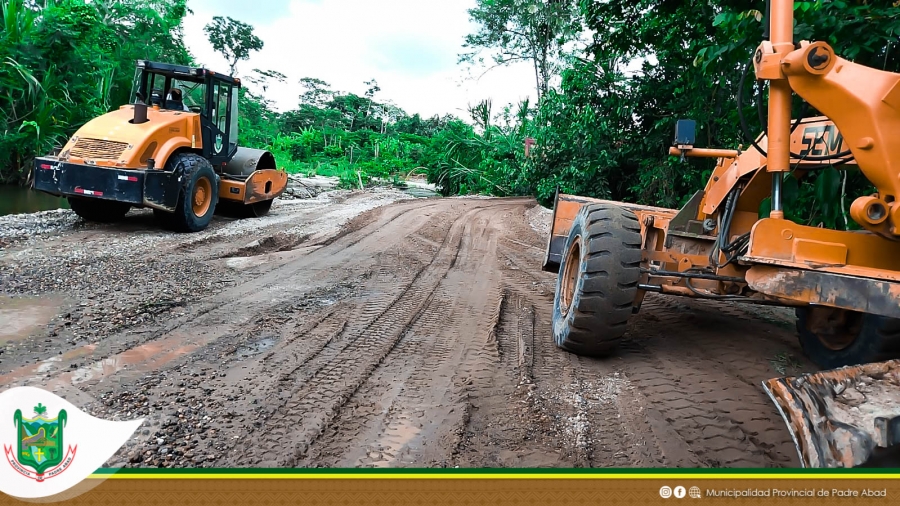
[[2, 0, 899, 225]]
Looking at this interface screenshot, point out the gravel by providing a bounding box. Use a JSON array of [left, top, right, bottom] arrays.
[[0, 187, 416, 366], [525, 203, 552, 237], [83, 372, 232, 468], [0, 209, 87, 249]]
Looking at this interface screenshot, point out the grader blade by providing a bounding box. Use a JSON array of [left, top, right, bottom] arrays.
[[763, 359, 900, 468]]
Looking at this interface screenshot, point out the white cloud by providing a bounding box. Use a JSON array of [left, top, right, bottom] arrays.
[[183, 0, 538, 118]]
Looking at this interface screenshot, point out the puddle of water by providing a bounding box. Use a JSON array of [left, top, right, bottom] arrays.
[[386, 416, 420, 447], [368, 414, 421, 468], [223, 245, 323, 270], [37, 356, 61, 374], [0, 332, 205, 387], [61, 343, 98, 360], [67, 335, 201, 385], [0, 295, 66, 344], [236, 336, 276, 357], [0, 344, 98, 385]]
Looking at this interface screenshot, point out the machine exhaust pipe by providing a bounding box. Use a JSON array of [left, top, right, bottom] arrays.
[[133, 95, 149, 125]]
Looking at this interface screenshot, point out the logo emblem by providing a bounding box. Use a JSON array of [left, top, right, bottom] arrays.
[[215, 134, 223, 154], [660, 486, 673, 498], [674, 486, 686, 498], [1, 386, 144, 499], [6, 403, 74, 481], [689, 486, 702, 499]]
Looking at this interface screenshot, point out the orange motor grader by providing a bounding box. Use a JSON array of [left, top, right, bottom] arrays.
[[31, 60, 287, 232], [542, 0, 900, 468]]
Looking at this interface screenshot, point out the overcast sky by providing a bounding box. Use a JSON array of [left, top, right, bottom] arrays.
[[184, 0, 539, 118]]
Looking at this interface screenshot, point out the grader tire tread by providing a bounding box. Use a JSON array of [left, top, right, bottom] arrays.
[[553, 203, 642, 357]]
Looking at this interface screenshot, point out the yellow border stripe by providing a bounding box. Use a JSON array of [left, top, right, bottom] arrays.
[[89, 473, 900, 480]]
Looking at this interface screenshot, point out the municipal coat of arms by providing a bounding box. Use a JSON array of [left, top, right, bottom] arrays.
[[4, 403, 76, 482]]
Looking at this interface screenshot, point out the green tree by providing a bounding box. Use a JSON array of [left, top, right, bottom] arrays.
[[559, 0, 900, 218], [460, 0, 583, 99], [1, 0, 193, 184], [203, 16, 263, 76], [298, 77, 334, 107], [246, 68, 286, 93], [525, 57, 633, 206]]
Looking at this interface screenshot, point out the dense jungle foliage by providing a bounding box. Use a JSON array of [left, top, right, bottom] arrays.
[[2, 0, 899, 228]]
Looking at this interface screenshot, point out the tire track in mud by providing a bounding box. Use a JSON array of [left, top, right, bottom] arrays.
[[189, 198, 801, 469], [450, 222, 591, 467], [302, 294, 460, 468], [616, 295, 800, 467], [451, 287, 559, 467], [296, 205, 526, 468], [194, 201, 515, 466], [114, 201, 476, 466], [9, 195, 806, 469], [567, 353, 663, 468], [477, 218, 796, 469], [1, 200, 450, 388], [229, 205, 496, 466]]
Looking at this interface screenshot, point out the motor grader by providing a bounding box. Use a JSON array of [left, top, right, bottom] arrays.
[[31, 60, 287, 232], [542, 0, 900, 468]]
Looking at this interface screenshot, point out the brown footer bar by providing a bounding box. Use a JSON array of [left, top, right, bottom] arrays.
[[1, 478, 897, 505]]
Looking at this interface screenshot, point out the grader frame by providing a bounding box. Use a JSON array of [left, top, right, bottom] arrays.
[[542, 0, 900, 468]]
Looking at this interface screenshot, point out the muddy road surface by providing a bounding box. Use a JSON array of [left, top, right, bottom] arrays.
[[0, 191, 812, 468]]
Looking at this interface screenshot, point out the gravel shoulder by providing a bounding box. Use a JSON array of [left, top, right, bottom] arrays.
[[0, 191, 808, 468]]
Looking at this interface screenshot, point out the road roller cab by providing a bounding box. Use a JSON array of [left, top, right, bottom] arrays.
[[31, 60, 287, 232]]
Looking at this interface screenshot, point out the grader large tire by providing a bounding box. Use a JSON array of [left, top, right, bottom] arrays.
[[796, 307, 900, 369], [67, 197, 130, 223], [552, 203, 642, 357]]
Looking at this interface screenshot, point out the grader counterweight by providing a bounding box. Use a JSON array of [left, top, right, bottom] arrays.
[[543, 0, 900, 468]]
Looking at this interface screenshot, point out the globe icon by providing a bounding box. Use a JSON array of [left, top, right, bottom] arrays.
[[689, 486, 702, 499]]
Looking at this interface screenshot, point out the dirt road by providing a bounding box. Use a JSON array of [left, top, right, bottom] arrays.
[[0, 191, 812, 468]]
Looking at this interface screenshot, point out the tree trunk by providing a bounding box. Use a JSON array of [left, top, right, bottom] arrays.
[[539, 44, 550, 98]]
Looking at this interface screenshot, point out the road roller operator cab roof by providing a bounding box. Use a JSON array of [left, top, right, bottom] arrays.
[[133, 60, 241, 163]]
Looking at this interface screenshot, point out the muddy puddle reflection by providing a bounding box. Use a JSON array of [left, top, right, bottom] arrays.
[[0, 294, 66, 344]]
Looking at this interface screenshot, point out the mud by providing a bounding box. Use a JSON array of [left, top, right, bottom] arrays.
[[0, 295, 69, 343], [0, 192, 813, 468]]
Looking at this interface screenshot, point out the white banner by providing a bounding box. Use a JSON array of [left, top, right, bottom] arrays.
[[0, 386, 144, 499]]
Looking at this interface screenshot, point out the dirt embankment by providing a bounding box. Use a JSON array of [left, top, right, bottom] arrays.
[[0, 191, 810, 468]]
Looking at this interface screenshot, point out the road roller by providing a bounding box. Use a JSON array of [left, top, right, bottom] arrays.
[[31, 60, 287, 232]]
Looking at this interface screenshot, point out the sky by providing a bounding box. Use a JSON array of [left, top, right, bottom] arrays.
[[183, 0, 540, 118]]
